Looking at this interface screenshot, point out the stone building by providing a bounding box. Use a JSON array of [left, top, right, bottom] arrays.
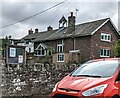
[[19, 12, 119, 64]]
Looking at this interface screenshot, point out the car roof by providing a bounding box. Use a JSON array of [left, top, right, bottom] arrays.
[[86, 58, 120, 63]]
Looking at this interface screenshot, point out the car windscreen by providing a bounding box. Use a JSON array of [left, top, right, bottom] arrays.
[[71, 60, 119, 78]]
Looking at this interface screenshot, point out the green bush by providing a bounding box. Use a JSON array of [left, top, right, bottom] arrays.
[[114, 40, 120, 57]]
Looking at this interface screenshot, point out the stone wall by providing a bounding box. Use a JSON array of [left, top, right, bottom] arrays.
[[1, 63, 79, 97], [0, 60, 5, 98]]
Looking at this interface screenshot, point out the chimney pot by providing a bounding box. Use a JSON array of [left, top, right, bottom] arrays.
[[28, 29, 33, 35], [35, 28, 39, 33], [47, 26, 53, 31], [71, 12, 73, 16]]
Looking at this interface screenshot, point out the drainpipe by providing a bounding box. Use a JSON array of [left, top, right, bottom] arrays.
[[71, 37, 76, 50], [73, 38, 76, 50]]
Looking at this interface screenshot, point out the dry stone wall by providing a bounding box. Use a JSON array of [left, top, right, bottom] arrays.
[[1, 63, 79, 97]]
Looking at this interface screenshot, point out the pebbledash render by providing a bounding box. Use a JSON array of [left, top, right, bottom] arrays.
[[19, 12, 119, 64]]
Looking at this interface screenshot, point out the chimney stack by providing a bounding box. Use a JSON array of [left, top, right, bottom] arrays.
[[28, 29, 33, 35], [47, 26, 53, 31], [67, 12, 76, 33], [35, 28, 39, 33]]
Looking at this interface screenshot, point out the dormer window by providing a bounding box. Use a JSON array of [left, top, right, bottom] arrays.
[[101, 33, 111, 42], [35, 43, 46, 56], [36, 46, 46, 56]]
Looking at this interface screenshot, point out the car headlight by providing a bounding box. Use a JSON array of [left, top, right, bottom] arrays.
[[52, 82, 59, 92], [82, 84, 108, 96]]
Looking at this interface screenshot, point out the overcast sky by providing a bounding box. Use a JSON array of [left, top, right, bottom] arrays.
[[0, 0, 119, 39]]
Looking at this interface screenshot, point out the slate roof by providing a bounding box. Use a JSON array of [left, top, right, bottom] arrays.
[[21, 18, 117, 42]]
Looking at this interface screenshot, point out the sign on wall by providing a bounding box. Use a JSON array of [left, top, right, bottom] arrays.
[[9, 48, 16, 57], [6, 45, 26, 64]]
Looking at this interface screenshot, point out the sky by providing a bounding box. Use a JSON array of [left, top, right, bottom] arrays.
[[0, 0, 119, 39]]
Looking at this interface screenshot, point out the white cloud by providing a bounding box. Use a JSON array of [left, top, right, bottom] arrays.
[[0, 0, 119, 39], [1, 0, 119, 2]]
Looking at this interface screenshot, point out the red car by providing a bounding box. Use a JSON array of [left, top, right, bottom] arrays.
[[51, 58, 120, 98]]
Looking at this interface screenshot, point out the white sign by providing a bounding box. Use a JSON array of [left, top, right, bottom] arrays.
[[9, 48, 16, 57], [18, 55, 23, 63]]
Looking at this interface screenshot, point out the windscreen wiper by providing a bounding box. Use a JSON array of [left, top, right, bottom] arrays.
[[72, 75, 102, 78]]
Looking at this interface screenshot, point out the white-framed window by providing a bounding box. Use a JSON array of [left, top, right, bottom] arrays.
[[57, 39, 64, 52], [36, 45, 46, 56], [57, 44, 63, 52], [57, 53, 64, 62], [25, 42, 34, 53], [100, 48, 110, 57], [101, 33, 111, 42]]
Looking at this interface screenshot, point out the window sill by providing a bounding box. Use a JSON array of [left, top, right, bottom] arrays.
[[57, 61, 64, 62], [56, 52, 64, 53], [100, 55, 110, 57], [34, 54, 46, 57], [101, 40, 111, 42]]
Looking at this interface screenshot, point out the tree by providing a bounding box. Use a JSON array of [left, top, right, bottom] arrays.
[[2, 36, 12, 57], [114, 40, 120, 57]]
